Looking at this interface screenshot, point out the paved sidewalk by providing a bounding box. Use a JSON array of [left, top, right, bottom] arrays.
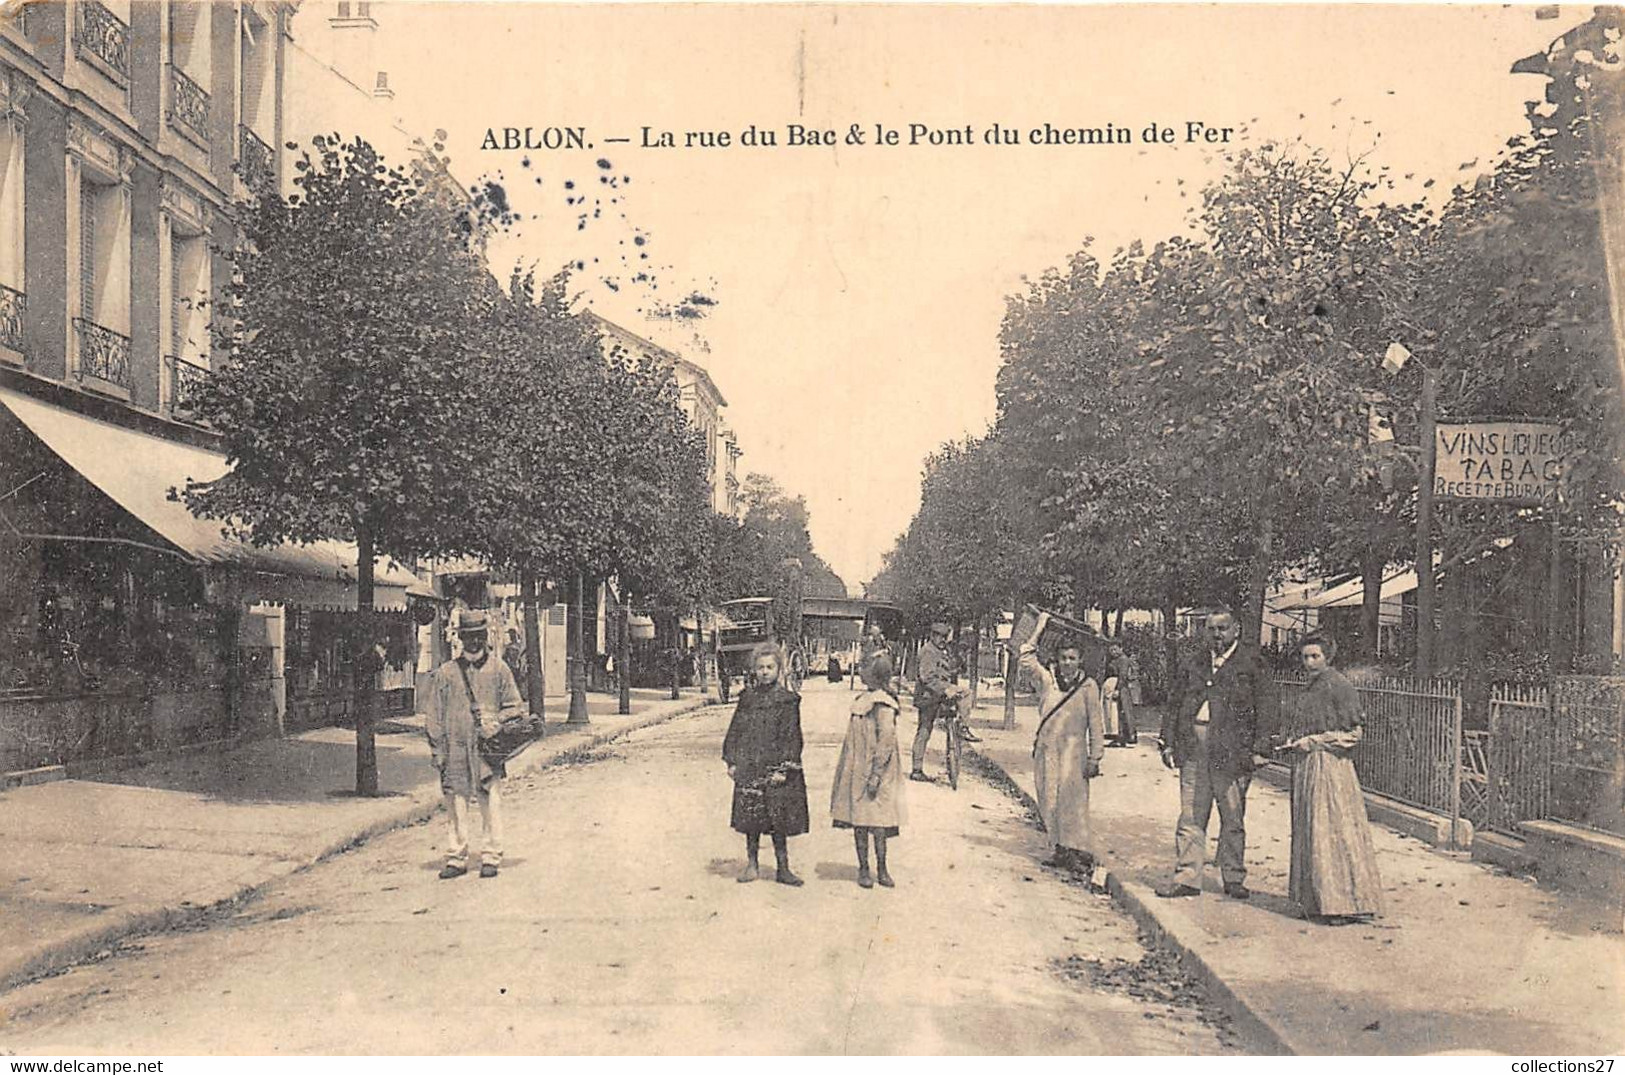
[[0, 688, 717, 994], [957, 696, 1625, 1056]]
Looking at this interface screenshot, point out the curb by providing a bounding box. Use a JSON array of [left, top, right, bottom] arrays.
[[0, 695, 718, 996], [966, 743, 1297, 1056]]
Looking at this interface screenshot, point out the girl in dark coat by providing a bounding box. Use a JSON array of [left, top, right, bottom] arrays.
[[722, 642, 809, 886]]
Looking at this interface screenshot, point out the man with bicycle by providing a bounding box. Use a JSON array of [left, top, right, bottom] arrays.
[[909, 621, 979, 782]]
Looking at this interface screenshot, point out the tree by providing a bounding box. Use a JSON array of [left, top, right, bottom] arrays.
[[713, 473, 846, 600], [184, 135, 494, 795]]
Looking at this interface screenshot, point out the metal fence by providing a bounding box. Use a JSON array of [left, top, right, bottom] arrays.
[[1276, 674, 1625, 841], [1276, 674, 1464, 827]]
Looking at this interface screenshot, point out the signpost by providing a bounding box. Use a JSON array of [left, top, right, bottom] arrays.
[[1433, 421, 1566, 504]]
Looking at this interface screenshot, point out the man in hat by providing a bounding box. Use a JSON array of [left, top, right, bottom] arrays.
[[424, 608, 527, 879], [1156, 606, 1278, 900], [910, 620, 978, 781]]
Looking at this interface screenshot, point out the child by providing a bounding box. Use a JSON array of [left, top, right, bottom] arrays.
[[721, 642, 809, 886], [830, 653, 905, 888]]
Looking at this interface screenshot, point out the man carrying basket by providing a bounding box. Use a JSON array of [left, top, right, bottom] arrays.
[[424, 608, 533, 880]]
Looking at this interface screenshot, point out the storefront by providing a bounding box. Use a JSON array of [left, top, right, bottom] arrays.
[[0, 385, 425, 773]]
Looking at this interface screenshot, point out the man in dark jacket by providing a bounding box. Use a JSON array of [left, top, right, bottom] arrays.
[[1156, 607, 1277, 900]]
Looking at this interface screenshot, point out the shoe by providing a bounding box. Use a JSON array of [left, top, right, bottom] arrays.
[[776, 868, 804, 887], [480, 864, 499, 879], [875, 869, 894, 888], [737, 863, 759, 884], [438, 864, 467, 880], [857, 868, 874, 889], [1156, 883, 1201, 898], [1223, 882, 1251, 900], [960, 729, 982, 743], [909, 770, 932, 782]]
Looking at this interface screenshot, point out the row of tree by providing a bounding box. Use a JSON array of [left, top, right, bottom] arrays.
[[871, 10, 1625, 679], [179, 134, 832, 793]]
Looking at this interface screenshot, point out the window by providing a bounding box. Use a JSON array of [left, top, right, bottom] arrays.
[[336, 1, 350, 15], [168, 1, 211, 80], [0, 109, 20, 356], [239, 9, 274, 136], [169, 232, 209, 365], [80, 178, 134, 331]]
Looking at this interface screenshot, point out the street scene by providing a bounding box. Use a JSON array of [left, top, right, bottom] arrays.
[[2, 0, 1625, 1059]]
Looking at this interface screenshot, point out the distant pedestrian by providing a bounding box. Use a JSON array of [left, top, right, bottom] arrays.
[[424, 609, 526, 880], [503, 628, 527, 699], [1281, 635, 1383, 924], [721, 643, 809, 886], [1156, 606, 1278, 900], [1107, 643, 1141, 746], [831, 653, 905, 888], [1019, 622, 1106, 876]]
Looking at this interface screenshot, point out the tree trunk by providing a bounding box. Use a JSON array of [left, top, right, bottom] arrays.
[[1113, 607, 1126, 638], [567, 569, 590, 724], [353, 525, 379, 797], [1160, 600, 1179, 707], [521, 571, 547, 722], [1003, 595, 1018, 731], [669, 611, 681, 701], [618, 587, 632, 715], [1245, 515, 1274, 648], [968, 619, 983, 709], [1099, 608, 1109, 635], [696, 606, 709, 696], [1360, 542, 1384, 662]]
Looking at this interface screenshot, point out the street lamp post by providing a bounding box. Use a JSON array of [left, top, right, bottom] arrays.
[[1415, 366, 1438, 681]]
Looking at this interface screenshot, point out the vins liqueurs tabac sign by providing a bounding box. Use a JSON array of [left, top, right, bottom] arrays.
[[1434, 421, 1565, 504]]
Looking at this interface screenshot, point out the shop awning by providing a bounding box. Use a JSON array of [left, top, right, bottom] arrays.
[[0, 386, 423, 611]]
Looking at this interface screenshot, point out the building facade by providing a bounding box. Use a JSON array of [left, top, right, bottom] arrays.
[[588, 313, 742, 518], [0, 2, 433, 774]]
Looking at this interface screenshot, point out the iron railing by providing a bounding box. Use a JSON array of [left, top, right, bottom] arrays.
[[0, 283, 24, 353], [1278, 673, 1466, 842], [238, 125, 275, 194], [168, 354, 209, 418], [74, 0, 130, 81], [1551, 676, 1625, 835], [168, 65, 210, 141], [1484, 684, 1552, 836], [74, 317, 131, 387]]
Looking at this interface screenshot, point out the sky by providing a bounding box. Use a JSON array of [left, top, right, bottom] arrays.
[[316, 2, 1569, 592]]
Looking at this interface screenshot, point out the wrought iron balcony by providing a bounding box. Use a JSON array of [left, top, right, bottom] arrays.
[[168, 354, 209, 419], [168, 66, 210, 142], [0, 283, 24, 354], [74, 0, 130, 82], [238, 125, 275, 194], [74, 318, 131, 388]]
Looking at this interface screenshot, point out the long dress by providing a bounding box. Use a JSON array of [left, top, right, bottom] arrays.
[[1022, 654, 1106, 855], [1288, 667, 1384, 918], [830, 689, 905, 836], [721, 684, 810, 836]]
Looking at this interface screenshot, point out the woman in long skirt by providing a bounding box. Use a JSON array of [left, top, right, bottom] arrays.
[[722, 642, 809, 886], [1282, 634, 1384, 924], [830, 653, 905, 888]]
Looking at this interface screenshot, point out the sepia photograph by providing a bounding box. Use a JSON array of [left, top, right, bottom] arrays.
[[0, 0, 1622, 1058]]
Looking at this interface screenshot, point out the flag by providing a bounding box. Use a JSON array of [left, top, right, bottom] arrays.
[[1382, 342, 1411, 374]]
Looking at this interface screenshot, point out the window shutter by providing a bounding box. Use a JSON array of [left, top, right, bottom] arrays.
[[171, 240, 183, 356], [80, 184, 97, 322]]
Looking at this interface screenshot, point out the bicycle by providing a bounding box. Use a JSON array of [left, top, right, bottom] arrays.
[[939, 684, 975, 790]]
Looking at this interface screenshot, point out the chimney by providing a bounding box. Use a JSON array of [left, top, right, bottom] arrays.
[[374, 71, 394, 100]]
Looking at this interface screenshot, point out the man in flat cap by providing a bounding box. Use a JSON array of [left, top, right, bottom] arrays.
[[424, 608, 527, 879], [910, 620, 978, 781]]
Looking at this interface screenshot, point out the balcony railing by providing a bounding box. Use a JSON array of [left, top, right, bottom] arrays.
[[74, 0, 130, 82], [74, 318, 131, 388], [168, 354, 209, 419], [168, 66, 210, 142], [238, 125, 275, 194], [0, 283, 24, 354]]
